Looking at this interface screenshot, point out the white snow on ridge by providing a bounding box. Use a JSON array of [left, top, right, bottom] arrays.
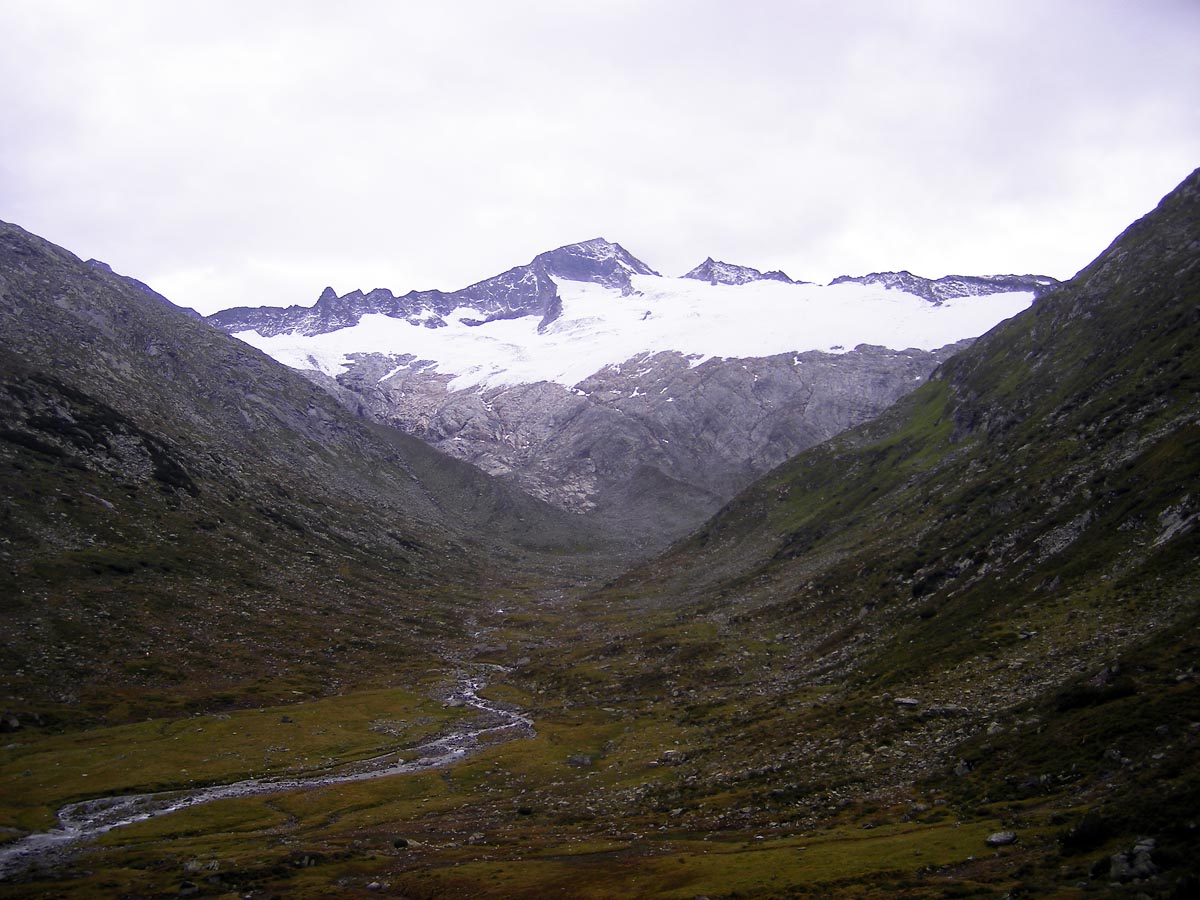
[[233, 275, 1034, 391]]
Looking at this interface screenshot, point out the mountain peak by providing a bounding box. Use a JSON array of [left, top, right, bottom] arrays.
[[682, 257, 796, 286], [560, 236, 622, 256], [531, 238, 659, 294], [540, 237, 658, 271]]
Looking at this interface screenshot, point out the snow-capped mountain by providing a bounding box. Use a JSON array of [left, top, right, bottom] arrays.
[[209, 237, 657, 338], [216, 241, 1045, 392], [207, 240, 1056, 544]]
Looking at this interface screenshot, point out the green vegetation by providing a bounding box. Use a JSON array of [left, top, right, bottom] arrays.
[[0, 688, 465, 834]]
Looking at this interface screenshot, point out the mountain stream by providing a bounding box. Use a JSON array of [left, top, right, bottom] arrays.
[[0, 675, 532, 879]]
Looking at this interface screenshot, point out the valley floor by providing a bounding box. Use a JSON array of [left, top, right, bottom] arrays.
[[2, 578, 1196, 900]]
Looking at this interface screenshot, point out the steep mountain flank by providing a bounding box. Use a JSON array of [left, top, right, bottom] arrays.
[[0, 221, 609, 725], [318, 343, 968, 540], [535, 168, 1200, 895]]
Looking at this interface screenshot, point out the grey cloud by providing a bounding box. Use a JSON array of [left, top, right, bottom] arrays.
[[1, 1, 1197, 313]]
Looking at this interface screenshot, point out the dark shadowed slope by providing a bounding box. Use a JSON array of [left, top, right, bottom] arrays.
[[528, 168, 1200, 894], [621, 167, 1200, 609], [0, 221, 613, 726]]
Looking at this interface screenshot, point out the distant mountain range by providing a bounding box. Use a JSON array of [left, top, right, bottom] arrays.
[[208, 238, 659, 338], [207, 242, 1055, 542], [208, 242, 1054, 339]]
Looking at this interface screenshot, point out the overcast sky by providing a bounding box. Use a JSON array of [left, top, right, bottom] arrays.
[[2, 1, 1198, 316]]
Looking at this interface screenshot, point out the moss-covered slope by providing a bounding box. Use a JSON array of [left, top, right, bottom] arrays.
[[529, 168, 1200, 895]]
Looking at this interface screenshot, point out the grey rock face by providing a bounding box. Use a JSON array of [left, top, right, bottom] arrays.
[[85, 259, 205, 320], [1109, 838, 1158, 881], [828, 271, 1058, 304], [311, 342, 966, 545]]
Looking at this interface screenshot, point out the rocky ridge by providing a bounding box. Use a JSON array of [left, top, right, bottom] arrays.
[[681, 256, 798, 285], [208, 237, 657, 338], [829, 270, 1058, 304]]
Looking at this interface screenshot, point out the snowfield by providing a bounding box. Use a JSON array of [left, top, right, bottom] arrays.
[[234, 274, 1035, 391]]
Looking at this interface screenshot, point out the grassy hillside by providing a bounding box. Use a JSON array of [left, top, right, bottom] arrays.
[[511, 167, 1200, 896]]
